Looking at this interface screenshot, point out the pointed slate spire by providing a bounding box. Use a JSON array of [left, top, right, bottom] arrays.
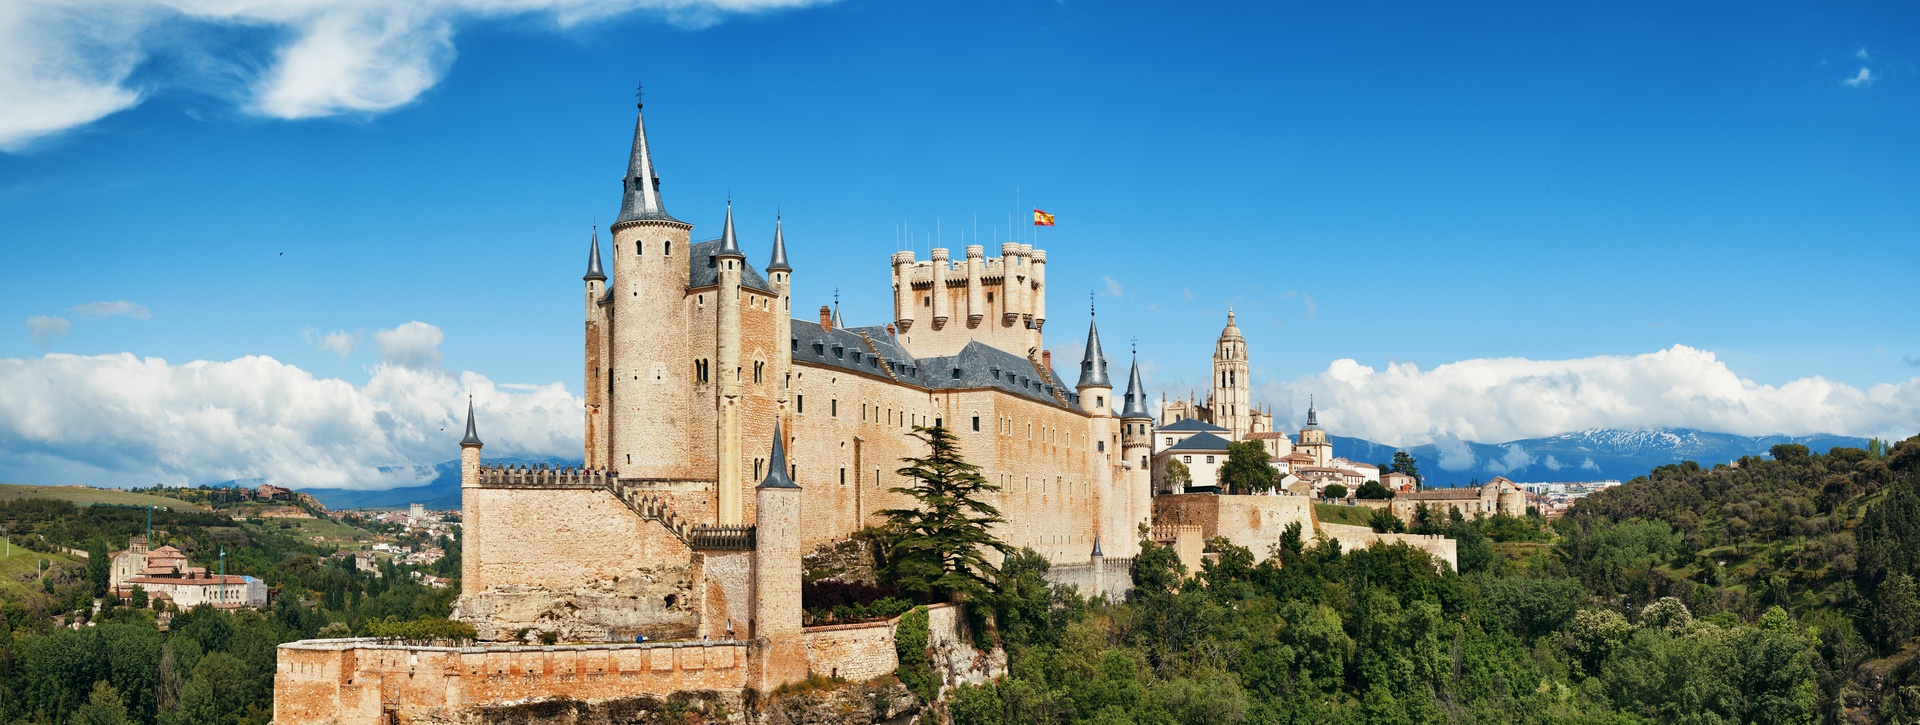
[[1077, 313, 1110, 389], [766, 213, 791, 273], [1091, 536, 1104, 558], [613, 99, 677, 224], [1120, 354, 1151, 420], [584, 225, 606, 282], [1304, 395, 1321, 429], [459, 397, 483, 447], [758, 422, 798, 489], [716, 199, 743, 258]]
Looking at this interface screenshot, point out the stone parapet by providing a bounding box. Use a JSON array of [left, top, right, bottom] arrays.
[[273, 638, 747, 725]]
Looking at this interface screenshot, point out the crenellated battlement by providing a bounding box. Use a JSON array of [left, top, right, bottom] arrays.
[[476, 463, 613, 488]]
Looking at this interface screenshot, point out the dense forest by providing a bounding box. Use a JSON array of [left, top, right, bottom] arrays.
[[942, 437, 1920, 724]]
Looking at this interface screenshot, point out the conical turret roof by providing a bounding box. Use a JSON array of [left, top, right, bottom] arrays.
[[1077, 316, 1110, 388], [758, 422, 798, 489], [1120, 355, 1151, 419], [767, 213, 791, 272], [716, 200, 742, 258], [459, 398, 483, 447], [613, 101, 678, 224], [584, 226, 606, 282]]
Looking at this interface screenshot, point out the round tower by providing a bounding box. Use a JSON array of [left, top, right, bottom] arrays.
[[930, 247, 950, 329], [1115, 354, 1154, 561], [963, 245, 984, 327], [767, 214, 793, 431], [608, 98, 695, 478], [583, 226, 609, 469], [715, 201, 745, 525], [891, 251, 916, 333]]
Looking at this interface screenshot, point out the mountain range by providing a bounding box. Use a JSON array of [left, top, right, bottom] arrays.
[[1331, 427, 1870, 487], [290, 428, 1872, 509]]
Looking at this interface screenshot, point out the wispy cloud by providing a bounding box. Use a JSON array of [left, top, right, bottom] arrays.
[[0, 0, 837, 152], [1844, 67, 1875, 88], [373, 321, 444, 370], [303, 326, 364, 362], [1102, 275, 1124, 298], [25, 315, 71, 348], [1856, 47, 1869, 60], [72, 300, 150, 319]]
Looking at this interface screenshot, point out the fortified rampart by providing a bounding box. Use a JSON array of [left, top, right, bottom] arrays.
[[1151, 493, 1459, 571]]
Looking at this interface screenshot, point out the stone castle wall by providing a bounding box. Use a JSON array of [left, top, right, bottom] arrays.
[[456, 484, 701, 642], [1317, 522, 1459, 571], [272, 639, 747, 725], [1152, 492, 1317, 560]]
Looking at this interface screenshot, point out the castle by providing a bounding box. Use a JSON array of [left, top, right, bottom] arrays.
[[272, 98, 1459, 723], [457, 96, 1149, 644]]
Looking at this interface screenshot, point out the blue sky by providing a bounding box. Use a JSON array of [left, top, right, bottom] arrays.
[[1, 0, 1917, 488]]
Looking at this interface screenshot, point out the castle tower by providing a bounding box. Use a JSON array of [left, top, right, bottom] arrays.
[[1211, 309, 1251, 440], [767, 214, 793, 435], [458, 399, 484, 591], [1077, 312, 1119, 561], [751, 423, 805, 690], [1116, 354, 1153, 560], [930, 247, 950, 329], [715, 201, 746, 525], [964, 245, 984, 327], [607, 98, 695, 478], [583, 226, 608, 468], [891, 251, 916, 333]]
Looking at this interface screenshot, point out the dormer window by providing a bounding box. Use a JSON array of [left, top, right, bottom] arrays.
[[813, 343, 824, 355]]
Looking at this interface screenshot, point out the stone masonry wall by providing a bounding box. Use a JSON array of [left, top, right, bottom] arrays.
[[1317, 522, 1459, 571], [1153, 493, 1316, 560], [801, 620, 898, 683], [272, 639, 746, 725], [457, 486, 700, 642]]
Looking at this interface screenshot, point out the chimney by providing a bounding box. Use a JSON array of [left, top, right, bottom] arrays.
[[1041, 350, 1052, 370], [819, 305, 833, 331], [886, 323, 896, 336]]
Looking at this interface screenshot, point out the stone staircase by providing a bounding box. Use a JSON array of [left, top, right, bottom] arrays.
[[604, 479, 755, 551]]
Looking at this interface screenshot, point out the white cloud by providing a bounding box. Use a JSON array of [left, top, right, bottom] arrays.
[[373, 321, 443, 369], [25, 315, 71, 347], [304, 326, 363, 361], [1487, 443, 1534, 474], [0, 351, 581, 489], [1103, 275, 1124, 298], [1541, 454, 1563, 471], [72, 300, 151, 319], [0, 0, 836, 151], [1433, 435, 1474, 471], [1261, 344, 1920, 447], [1857, 47, 1869, 60], [1844, 67, 1875, 88]]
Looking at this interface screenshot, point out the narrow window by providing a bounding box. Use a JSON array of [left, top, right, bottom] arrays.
[[972, 416, 980, 432], [664, 241, 671, 256], [831, 399, 838, 417], [839, 468, 846, 485], [987, 292, 994, 303], [797, 395, 804, 413], [636, 242, 643, 256]]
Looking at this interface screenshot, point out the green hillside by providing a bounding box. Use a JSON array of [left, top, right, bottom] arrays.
[[0, 483, 197, 511]]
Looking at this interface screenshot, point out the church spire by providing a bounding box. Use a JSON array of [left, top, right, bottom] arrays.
[[1077, 309, 1110, 389], [613, 97, 677, 224], [1304, 395, 1321, 429], [460, 397, 483, 447], [766, 212, 791, 272], [584, 225, 606, 282], [716, 199, 742, 258], [1120, 353, 1150, 419]]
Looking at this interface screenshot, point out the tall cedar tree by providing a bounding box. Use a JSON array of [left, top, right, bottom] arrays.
[[879, 425, 1012, 602]]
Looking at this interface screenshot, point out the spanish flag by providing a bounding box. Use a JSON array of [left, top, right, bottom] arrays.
[[1032, 209, 1055, 227]]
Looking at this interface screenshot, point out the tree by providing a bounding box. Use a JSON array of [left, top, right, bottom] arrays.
[[1163, 458, 1192, 489], [1217, 440, 1276, 494], [129, 586, 147, 610], [1324, 484, 1348, 500], [87, 536, 111, 597], [1391, 451, 1420, 485], [71, 681, 131, 725], [878, 425, 1012, 602], [1356, 480, 1393, 500], [1367, 507, 1405, 533]]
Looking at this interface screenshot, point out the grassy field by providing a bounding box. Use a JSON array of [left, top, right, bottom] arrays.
[[241, 515, 378, 546], [0, 483, 196, 511], [0, 542, 80, 600], [1314, 503, 1376, 527]]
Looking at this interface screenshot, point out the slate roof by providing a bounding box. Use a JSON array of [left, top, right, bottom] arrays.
[[1165, 432, 1232, 452], [688, 239, 775, 294], [788, 320, 1080, 411], [1159, 418, 1229, 433]]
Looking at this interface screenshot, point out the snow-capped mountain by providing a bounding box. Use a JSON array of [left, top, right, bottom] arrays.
[[1330, 428, 1871, 487]]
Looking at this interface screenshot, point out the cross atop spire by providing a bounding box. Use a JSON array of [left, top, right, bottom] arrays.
[[830, 288, 844, 329], [613, 95, 677, 225], [633, 81, 645, 106]]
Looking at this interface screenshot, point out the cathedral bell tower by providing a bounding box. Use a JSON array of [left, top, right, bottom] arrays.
[[1211, 308, 1251, 440]]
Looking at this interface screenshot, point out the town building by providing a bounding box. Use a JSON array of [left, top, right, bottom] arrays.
[[1387, 477, 1527, 524]]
